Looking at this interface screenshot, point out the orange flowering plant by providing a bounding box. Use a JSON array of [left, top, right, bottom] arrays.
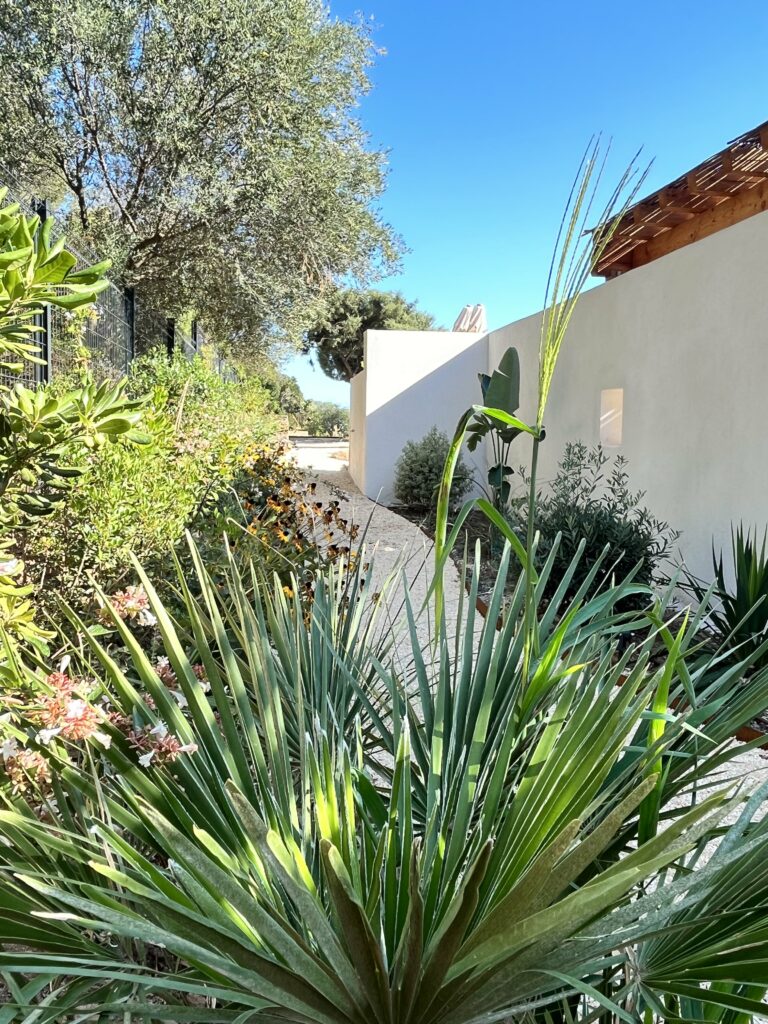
[[197, 441, 362, 601]]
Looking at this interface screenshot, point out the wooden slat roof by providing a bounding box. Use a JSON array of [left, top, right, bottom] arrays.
[[595, 120, 768, 277]]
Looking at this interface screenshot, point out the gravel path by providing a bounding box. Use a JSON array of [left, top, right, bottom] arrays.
[[289, 437, 474, 665]]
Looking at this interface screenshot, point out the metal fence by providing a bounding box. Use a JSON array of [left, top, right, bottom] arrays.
[[0, 167, 229, 387]]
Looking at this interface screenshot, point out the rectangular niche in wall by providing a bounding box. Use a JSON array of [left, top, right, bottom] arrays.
[[600, 388, 623, 446]]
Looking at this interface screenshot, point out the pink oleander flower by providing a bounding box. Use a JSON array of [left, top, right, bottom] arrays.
[[102, 585, 157, 627], [155, 656, 177, 688]]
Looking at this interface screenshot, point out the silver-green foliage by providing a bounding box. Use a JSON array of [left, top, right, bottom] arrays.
[[0, 0, 401, 350], [394, 426, 473, 510]]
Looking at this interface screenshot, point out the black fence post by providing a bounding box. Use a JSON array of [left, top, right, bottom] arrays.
[[32, 198, 52, 386], [123, 287, 135, 371], [165, 318, 176, 359]]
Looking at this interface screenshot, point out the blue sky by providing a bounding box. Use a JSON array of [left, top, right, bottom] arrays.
[[285, 0, 768, 404]]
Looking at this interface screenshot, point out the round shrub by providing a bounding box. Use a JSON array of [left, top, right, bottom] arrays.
[[393, 427, 473, 510], [509, 441, 679, 606]]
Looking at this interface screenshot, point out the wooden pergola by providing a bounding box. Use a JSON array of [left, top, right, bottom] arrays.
[[595, 120, 768, 277]]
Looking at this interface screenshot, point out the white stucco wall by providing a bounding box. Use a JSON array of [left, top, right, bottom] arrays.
[[349, 368, 367, 490], [349, 209, 768, 579], [489, 208, 768, 579], [349, 329, 487, 505]]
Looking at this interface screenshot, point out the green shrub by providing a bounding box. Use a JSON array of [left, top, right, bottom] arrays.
[[511, 442, 678, 603], [20, 352, 280, 614], [0, 191, 147, 653], [394, 426, 473, 509], [126, 347, 276, 441]]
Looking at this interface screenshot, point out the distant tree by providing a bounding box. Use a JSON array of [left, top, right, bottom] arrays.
[[259, 371, 306, 421], [305, 288, 434, 382], [0, 0, 401, 353], [274, 376, 307, 421], [303, 400, 350, 437]]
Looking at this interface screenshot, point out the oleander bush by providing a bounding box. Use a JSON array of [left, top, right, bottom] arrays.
[[394, 425, 473, 510]]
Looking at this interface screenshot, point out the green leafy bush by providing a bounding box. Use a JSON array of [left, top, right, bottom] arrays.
[[394, 426, 472, 509], [0, 191, 147, 652], [125, 347, 275, 442], [511, 442, 678, 603], [20, 351, 280, 613], [261, 369, 306, 425]]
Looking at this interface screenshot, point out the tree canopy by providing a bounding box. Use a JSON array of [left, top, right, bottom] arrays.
[[305, 287, 434, 382], [0, 0, 401, 354]]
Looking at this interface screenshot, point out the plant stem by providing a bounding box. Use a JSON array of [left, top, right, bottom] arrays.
[[522, 434, 540, 684]]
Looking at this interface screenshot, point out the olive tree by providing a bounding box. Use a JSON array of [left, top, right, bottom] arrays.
[[305, 287, 435, 381], [0, 0, 401, 353]]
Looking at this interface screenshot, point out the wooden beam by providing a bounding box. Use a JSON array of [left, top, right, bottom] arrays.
[[621, 176, 768, 272], [625, 221, 670, 240], [722, 169, 768, 183], [657, 190, 696, 220], [685, 172, 736, 199], [720, 150, 768, 182]]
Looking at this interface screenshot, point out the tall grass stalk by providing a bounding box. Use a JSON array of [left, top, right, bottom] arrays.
[[521, 139, 647, 677], [434, 140, 648, 675]]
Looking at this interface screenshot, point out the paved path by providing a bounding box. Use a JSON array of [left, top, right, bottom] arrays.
[[289, 437, 473, 665]]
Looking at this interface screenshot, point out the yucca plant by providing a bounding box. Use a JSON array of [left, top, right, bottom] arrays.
[[687, 524, 768, 675]]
